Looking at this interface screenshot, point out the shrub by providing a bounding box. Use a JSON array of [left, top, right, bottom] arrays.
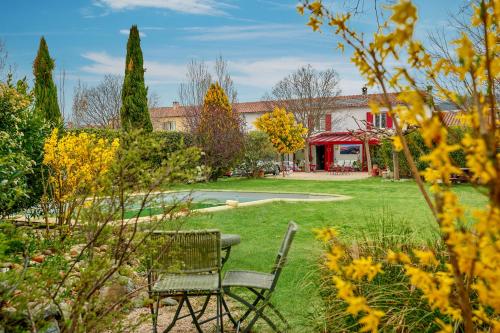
[[0, 131, 201, 332], [239, 131, 277, 177], [302, 0, 500, 331], [315, 213, 449, 332], [0, 78, 48, 217]]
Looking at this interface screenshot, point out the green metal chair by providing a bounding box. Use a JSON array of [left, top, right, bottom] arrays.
[[147, 229, 223, 333], [222, 222, 298, 333]]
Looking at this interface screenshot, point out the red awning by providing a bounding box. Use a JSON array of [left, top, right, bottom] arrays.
[[308, 132, 379, 145]]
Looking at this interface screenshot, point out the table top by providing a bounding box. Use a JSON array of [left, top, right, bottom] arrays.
[[221, 233, 241, 249]]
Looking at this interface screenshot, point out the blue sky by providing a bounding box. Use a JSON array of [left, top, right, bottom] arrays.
[[1, 0, 462, 117]]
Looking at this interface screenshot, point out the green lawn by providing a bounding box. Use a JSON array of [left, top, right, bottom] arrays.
[[171, 177, 485, 332]]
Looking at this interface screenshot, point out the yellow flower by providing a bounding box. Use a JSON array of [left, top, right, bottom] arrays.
[[313, 227, 338, 242], [413, 249, 439, 267], [359, 309, 384, 333], [344, 256, 383, 281]]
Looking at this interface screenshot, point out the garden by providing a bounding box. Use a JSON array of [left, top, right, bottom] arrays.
[[1, 0, 499, 332]]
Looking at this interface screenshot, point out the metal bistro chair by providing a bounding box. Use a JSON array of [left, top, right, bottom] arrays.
[[222, 222, 298, 333], [147, 230, 223, 333]]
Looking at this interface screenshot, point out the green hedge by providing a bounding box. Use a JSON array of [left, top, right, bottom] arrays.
[[66, 128, 195, 167], [374, 127, 467, 177]]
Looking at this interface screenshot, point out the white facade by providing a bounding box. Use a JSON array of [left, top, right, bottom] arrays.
[[241, 112, 265, 132]]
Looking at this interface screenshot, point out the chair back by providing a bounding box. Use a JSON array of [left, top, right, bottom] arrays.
[[271, 222, 298, 289], [150, 229, 221, 275]]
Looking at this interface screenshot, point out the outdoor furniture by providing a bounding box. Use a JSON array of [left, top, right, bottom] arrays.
[[221, 222, 298, 333], [147, 230, 223, 333], [221, 233, 241, 266]]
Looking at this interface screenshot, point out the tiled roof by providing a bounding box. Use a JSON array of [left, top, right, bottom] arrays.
[[440, 111, 463, 127], [149, 93, 400, 118]]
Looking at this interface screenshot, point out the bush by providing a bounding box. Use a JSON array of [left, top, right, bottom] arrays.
[[239, 131, 277, 177], [378, 129, 466, 177], [0, 78, 48, 217], [66, 128, 195, 168], [315, 213, 449, 332]]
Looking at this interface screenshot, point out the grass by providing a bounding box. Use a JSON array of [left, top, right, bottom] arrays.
[[167, 177, 485, 332]]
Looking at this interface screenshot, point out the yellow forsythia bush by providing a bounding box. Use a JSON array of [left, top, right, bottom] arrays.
[[43, 128, 120, 203], [301, 0, 499, 332]]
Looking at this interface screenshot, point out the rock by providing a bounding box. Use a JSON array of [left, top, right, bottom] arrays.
[[132, 291, 151, 309], [32, 255, 45, 263], [225, 200, 239, 208], [116, 275, 135, 294], [40, 319, 60, 333], [69, 244, 85, 257], [161, 297, 178, 307], [43, 249, 54, 256]]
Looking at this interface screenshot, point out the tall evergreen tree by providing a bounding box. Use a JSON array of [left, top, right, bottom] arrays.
[[120, 25, 152, 132], [33, 37, 61, 127]]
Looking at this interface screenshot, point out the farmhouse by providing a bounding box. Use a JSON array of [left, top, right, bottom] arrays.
[[150, 90, 460, 172]]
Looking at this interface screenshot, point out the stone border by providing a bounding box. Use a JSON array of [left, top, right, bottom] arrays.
[[144, 189, 352, 217]]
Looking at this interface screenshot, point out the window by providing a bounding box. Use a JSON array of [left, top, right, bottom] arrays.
[[318, 118, 325, 131], [374, 113, 387, 128], [163, 121, 176, 131]]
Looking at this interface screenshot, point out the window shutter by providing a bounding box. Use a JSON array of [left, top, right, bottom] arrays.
[[387, 113, 393, 128], [325, 114, 332, 131], [307, 116, 313, 130], [366, 112, 373, 129]]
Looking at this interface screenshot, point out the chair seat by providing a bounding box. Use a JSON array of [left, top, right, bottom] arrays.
[[222, 270, 274, 290], [152, 273, 219, 293]]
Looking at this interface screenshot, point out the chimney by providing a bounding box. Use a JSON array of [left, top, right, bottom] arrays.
[[172, 101, 179, 109], [362, 86, 368, 95]]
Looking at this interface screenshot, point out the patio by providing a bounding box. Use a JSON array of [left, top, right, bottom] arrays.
[[269, 171, 370, 181]]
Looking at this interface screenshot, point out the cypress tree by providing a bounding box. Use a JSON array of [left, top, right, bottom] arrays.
[[120, 25, 152, 132], [33, 37, 61, 127]]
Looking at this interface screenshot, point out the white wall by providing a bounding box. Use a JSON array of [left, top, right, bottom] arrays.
[[241, 112, 265, 132]]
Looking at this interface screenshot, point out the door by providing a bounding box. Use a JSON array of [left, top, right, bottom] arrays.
[[316, 145, 325, 170]]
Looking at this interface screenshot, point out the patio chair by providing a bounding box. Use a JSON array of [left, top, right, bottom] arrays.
[[222, 222, 298, 333], [147, 230, 223, 333]]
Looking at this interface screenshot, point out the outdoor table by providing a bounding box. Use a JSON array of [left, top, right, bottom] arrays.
[[221, 233, 241, 266]]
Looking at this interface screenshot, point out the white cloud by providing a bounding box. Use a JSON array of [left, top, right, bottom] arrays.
[[81, 52, 186, 83], [181, 24, 306, 41], [119, 29, 146, 37], [80, 52, 366, 95], [93, 0, 231, 16]]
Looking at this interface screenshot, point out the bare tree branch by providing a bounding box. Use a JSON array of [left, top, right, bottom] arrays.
[[72, 75, 122, 128], [265, 64, 342, 170], [178, 56, 237, 134]]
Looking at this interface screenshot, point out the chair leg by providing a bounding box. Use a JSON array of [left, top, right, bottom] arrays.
[[196, 294, 211, 320], [225, 289, 279, 333], [221, 296, 238, 327], [185, 295, 204, 333], [268, 302, 289, 328], [164, 296, 185, 333]]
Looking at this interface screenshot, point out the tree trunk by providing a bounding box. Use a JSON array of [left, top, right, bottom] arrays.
[[304, 143, 310, 173], [364, 139, 372, 175], [392, 149, 400, 180], [281, 154, 286, 177]]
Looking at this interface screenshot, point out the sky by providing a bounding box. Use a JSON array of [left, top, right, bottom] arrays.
[[1, 0, 463, 118]]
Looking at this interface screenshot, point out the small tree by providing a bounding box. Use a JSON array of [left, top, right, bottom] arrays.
[[120, 25, 152, 132], [240, 131, 277, 177], [267, 65, 341, 171], [196, 83, 244, 180], [255, 107, 308, 176], [33, 37, 61, 127]]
